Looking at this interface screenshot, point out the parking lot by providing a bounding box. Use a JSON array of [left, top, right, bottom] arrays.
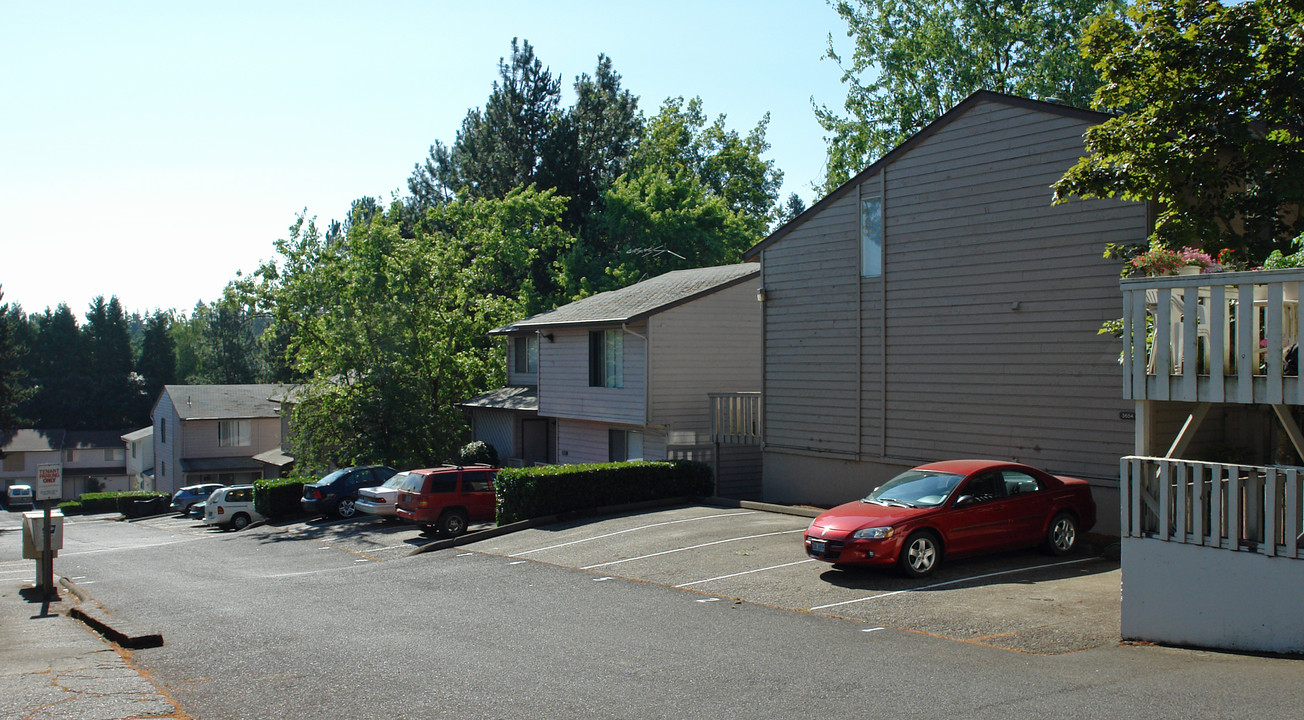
[[124, 501, 1119, 655]]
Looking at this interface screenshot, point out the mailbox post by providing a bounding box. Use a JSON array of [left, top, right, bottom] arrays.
[[32, 463, 63, 599], [22, 510, 64, 595]]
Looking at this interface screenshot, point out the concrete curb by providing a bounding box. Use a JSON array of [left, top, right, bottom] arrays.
[[59, 577, 163, 649], [407, 496, 823, 556]]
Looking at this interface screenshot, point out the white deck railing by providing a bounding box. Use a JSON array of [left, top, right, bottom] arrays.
[[1121, 456, 1304, 559], [709, 392, 761, 445], [1121, 269, 1304, 404]]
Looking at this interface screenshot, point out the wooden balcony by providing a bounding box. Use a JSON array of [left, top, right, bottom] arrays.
[[1121, 456, 1303, 559], [1122, 269, 1304, 404], [709, 392, 761, 445]]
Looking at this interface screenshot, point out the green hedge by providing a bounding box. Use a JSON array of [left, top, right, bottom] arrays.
[[253, 476, 310, 519], [77, 491, 170, 515], [57, 501, 82, 515], [495, 461, 712, 524]]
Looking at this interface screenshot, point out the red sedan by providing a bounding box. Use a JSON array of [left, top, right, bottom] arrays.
[[804, 459, 1096, 577]]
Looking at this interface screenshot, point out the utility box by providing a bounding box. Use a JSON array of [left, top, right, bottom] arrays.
[[22, 510, 64, 559]]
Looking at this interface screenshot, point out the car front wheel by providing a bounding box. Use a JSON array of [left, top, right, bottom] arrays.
[[230, 513, 251, 531], [899, 531, 940, 578], [1045, 512, 1078, 556], [336, 498, 356, 519]]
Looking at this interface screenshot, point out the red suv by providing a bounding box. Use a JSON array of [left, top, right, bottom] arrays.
[[395, 465, 498, 537]]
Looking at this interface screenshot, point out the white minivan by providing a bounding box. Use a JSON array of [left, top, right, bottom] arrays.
[[6, 484, 34, 509], [202, 485, 264, 530]]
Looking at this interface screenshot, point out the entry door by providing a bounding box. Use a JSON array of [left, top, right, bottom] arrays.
[[522, 419, 550, 465]]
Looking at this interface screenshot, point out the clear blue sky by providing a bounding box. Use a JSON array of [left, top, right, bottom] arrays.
[[1, 1, 850, 317]]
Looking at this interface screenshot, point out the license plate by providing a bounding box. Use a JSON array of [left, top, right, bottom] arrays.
[[809, 539, 827, 554]]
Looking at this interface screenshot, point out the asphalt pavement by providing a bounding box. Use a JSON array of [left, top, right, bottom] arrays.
[[3, 503, 1300, 719], [0, 544, 184, 720]]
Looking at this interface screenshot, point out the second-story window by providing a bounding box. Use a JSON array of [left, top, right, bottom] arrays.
[[861, 193, 883, 278], [514, 335, 539, 374], [588, 330, 623, 388], [218, 420, 251, 447]]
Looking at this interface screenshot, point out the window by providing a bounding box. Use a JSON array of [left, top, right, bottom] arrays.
[[160, 462, 166, 479], [3, 453, 22, 471], [159, 420, 166, 444], [1003, 471, 1042, 496], [609, 429, 643, 462], [463, 471, 493, 493], [105, 448, 123, 461], [860, 194, 883, 278], [427, 474, 457, 494], [513, 335, 539, 374], [217, 420, 251, 447], [64, 449, 76, 462], [588, 330, 623, 388], [131, 443, 137, 459]]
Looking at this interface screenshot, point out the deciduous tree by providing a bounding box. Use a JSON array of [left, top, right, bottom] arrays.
[[1053, 0, 1304, 263], [817, 0, 1124, 190]]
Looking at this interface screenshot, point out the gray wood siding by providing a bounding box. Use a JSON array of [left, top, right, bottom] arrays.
[[873, 101, 1146, 481], [716, 444, 762, 500], [538, 326, 647, 425], [471, 409, 516, 461], [556, 420, 666, 464], [648, 282, 761, 440], [761, 190, 862, 456], [758, 97, 1149, 494], [505, 337, 538, 387], [154, 392, 181, 493], [180, 417, 281, 459]]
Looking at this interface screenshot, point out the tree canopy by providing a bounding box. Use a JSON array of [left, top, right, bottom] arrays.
[[267, 189, 576, 470], [817, 0, 1125, 191], [1053, 0, 1304, 263]]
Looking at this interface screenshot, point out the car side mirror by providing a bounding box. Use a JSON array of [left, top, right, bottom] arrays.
[[955, 495, 977, 507]]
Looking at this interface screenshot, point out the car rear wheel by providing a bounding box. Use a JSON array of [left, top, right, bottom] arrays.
[[436, 509, 469, 538], [899, 531, 940, 578], [1045, 512, 1078, 556], [336, 498, 356, 519], [230, 513, 251, 531]]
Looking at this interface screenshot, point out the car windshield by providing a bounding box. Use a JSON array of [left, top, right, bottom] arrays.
[[863, 470, 965, 508]]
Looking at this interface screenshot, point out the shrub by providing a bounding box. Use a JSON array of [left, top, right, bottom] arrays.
[[253, 476, 311, 519], [58, 501, 82, 515], [495, 461, 712, 524], [77, 491, 170, 516], [458, 441, 499, 467]]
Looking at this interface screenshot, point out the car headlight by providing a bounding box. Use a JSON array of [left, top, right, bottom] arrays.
[[852, 526, 895, 540]]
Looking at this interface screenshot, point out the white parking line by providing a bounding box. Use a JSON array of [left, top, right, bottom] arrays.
[[510, 511, 757, 557], [55, 536, 209, 558], [581, 529, 805, 570], [676, 559, 817, 588], [808, 557, 1099, 611]]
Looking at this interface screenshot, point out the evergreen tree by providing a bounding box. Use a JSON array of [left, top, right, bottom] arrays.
[[0, 288, 31, 435], [136, 311, 176, 412]]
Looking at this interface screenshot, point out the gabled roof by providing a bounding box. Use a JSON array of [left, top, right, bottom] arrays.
[[491, 263, 759, 334], [743, 91, 1109, 260], [160, 384, 285, 421], [121, 427, 153, 443], [0, 429, 65, 453]]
